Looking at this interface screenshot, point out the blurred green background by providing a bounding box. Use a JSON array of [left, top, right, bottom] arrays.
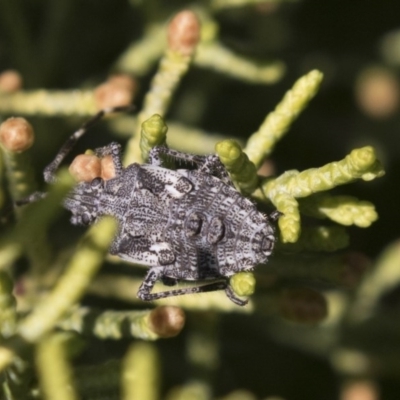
[[1, 1, 399, 399]]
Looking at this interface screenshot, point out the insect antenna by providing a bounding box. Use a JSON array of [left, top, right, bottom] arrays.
[[43, 105, 135, 183], [14, 105, 135, 207]]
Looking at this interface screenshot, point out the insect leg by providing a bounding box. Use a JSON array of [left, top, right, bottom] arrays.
[[269, 210, 282, 222], [148, 146, 204, 167], [94, 142, 124, 176], [224, 285, 249, 306], [43, 105, 135, 183], [137, 268, 161, 300], [138, 269, 233, 302], [148, 146, 233, 186], [14, 191, 47, 206], [197, 154, 232, 186]]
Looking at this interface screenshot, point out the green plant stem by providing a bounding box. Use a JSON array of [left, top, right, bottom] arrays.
[[0, 170, 73, 272], [125, 48, 194, 164], [17, 216, 117, 343], [89, 272, 252, 312], [57, 306, 172, 340], [195, 41, 285, 84], [0, 90, 97, 116], [122, 342, 160, 400], [36, 333, 78, 400]]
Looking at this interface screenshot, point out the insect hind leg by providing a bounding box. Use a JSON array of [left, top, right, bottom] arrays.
[[224, 285, 248, 306], [137, 268, 233, 302]]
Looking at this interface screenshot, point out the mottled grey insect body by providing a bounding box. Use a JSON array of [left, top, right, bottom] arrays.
[[21, 107, 279, 306], [64, 143, 279, 306]]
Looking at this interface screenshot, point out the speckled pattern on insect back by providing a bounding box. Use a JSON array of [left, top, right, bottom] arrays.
[[20, 107, 280, 306]]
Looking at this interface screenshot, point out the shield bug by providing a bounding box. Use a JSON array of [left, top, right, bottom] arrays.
[[20, 106, 279, 305]]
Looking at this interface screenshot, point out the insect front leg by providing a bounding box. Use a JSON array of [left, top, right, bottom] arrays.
[[94, 142, 124, 177], [148, 146, 204, 167], [198, 154, 232, 186], [148, 146, 233, 186]]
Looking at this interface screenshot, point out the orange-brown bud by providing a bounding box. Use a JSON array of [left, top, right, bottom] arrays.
[[341, 380, 378, 400], [108, 74, 137, 92], [94, 74, 136, 110], [0, 117, 34, 152], [69, 154, 102, 182], [355, 66, 399, 118], [100, 154, 116, 180], [167, 10, 201, 56], [0, 70, 23, 93], [148, 306, 185, 338]]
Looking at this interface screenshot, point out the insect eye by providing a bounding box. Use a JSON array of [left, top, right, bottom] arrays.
[[81, 213, 91, 225], [91, 177, 104, 189]]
